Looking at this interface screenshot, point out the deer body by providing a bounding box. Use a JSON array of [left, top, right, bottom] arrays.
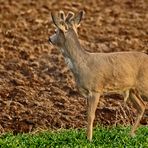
[[57, 29, 148, 99], [49, 11, 147, 141]]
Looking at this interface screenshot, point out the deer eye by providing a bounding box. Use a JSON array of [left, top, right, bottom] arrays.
[[54, 29, 57, 33]]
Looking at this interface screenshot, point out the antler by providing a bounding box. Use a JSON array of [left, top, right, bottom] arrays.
[[65, 11, 75, 23], [59, 10, 65, 21], [51, 12, 67, 31]]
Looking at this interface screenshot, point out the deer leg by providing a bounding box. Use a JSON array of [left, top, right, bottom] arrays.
[[124, 90, 129, 104], [87, 92, 100, 141], [129, 92, 146, 136]]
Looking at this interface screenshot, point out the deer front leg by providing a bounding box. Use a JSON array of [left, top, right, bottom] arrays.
[[129, 92, 146, 136], [87, 92, 100, 141]]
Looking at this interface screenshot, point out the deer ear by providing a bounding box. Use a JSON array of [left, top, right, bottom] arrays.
[[51, 12, 60, 27], [73, 10, 84, 26]]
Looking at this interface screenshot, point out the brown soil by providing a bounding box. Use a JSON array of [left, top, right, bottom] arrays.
[[0, 0, 148, 134]]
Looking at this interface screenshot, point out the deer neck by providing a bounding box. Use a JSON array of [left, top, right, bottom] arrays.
[[61, 30, 87, 72]]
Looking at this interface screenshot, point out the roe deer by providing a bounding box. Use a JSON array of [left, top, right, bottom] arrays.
[[49, 11, 147, 141]]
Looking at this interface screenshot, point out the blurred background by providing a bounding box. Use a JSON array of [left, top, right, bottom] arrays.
[[0, 0, 147, 134]]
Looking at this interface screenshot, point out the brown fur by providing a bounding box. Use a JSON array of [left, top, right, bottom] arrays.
[[49, 11, 147, 141]]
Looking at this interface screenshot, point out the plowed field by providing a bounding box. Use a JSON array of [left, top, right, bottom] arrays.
[[0, 0, 147, 134]]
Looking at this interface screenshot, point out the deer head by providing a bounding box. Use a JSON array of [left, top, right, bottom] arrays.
[[49, 11, 84, 48]]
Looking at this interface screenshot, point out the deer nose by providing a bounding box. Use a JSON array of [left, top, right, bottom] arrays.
[[49, 37, 52, 43]]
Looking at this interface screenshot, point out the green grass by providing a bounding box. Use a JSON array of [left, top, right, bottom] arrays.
[[0, 126, 148, 148]]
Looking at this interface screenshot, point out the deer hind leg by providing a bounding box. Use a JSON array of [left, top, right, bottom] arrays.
[[87, 92, 100, 141], [129, 90, 146, 136], [123, 90, 130, 104]]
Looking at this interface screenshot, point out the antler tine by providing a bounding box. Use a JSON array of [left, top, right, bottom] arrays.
[[59, 10, 65, 21], [65, 11, 75, 23]]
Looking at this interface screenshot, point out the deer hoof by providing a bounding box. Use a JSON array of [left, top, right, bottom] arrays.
[[129, 131, 136, 137]]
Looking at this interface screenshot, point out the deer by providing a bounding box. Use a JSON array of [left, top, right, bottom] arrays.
[[48, 11, 148, 141]]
